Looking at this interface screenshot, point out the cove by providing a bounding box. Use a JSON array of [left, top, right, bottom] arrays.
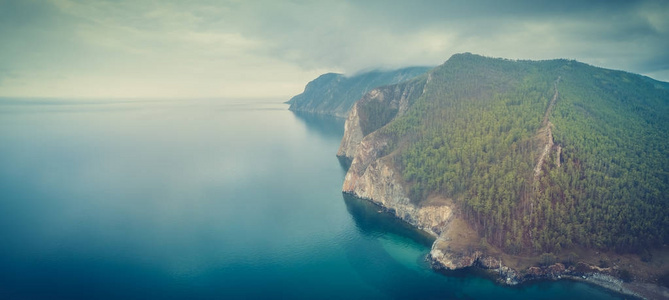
[[0, 98, 629, 299]]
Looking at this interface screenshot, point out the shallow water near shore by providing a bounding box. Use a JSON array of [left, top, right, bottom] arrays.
[[0, 98, 629, 299]]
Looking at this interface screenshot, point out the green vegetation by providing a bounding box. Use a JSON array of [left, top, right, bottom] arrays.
[[288, 67, 430, 118], [358, 96, 399, 136], [360, 53, 669, 255], [618, 269, 633, 282], [659, 271, 669, 288], [539, 253, 558, 266]]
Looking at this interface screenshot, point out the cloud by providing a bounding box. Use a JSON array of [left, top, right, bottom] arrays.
[[0, 0, 667, 98], [0, 69, 18, 87], [0, 0, 332, 98], [235, 0, 669, 75]]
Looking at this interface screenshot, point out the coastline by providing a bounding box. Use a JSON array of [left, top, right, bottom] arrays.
[[333, 63, 669, 299], [571, 274, 669, 300], [563, 274, 642, 299], [344, 192, 667, 299]]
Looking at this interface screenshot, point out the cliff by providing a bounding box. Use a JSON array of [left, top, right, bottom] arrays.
[[335, 75, 454, 237], [337, 53, 669, 298], [337, 65, 501, 276], [288, 67, 430, 118], [336, 78, 488, 273]]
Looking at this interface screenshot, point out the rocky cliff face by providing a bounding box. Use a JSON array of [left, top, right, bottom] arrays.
[[335, 68, 609, 290], [336, 76, 452, 237], [338, 88, 585, 285], [337, 78, 426, 158], [336, 100, 364, 161], [345, 157, 453, 237], [336, 55, 666, 299], [289, 67, 430, 118]]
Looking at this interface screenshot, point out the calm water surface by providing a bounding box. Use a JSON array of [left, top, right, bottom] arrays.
[[0, 98, 627, 299]]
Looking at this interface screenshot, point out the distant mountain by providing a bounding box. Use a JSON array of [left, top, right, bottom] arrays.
[[338, 53, 669, 285], [288, 67, 431, 118]]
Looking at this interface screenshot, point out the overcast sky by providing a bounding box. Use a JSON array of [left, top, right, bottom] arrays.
[[1, 0, 668, 99]]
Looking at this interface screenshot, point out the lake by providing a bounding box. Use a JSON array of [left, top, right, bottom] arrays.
[[0, 98, 627, 299]]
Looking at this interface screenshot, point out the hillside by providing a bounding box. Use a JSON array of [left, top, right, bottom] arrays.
[[338, 53, 669, 287], [288, 67, 430, 118]]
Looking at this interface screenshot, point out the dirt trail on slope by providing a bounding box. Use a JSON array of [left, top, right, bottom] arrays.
[[542, 77, 560, 126], [533, 77, 560, 183]]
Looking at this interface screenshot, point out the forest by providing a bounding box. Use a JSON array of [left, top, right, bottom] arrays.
[[369, 53, 669, 255], [288, 67, 430, 118]]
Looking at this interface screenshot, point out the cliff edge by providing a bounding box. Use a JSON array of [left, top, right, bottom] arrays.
[[288, 67, 430, 118], [335, 74, 454, 237], [336, 53, 669, 300]]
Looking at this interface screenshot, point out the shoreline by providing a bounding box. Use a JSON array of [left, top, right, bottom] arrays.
[[562, 274, 642, 299], [572, 275, 669, 300], [430, 246, 668, 300], [344, 192, 668, 300], [356, 190, 667, 299], [431, 237, 669, 300]]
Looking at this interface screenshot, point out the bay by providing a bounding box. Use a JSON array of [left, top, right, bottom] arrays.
[[0, 98, 627, 299]]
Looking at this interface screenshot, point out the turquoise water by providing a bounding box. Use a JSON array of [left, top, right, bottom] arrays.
[[0, 98, 627, 299]]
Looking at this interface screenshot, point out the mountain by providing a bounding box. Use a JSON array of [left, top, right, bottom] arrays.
[[338, 53, 669, 287], [288, 67, 431, 118]]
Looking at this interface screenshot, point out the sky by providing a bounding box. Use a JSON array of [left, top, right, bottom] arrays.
[[1, 0, 668, 99]]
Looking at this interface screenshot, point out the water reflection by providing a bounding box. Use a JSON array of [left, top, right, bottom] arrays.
[[290, 110, 349, 176], [290, 111, 345, 140], [342, 193, 434, 247], [340, 180, 631, 299], [0, 99, 631, 300]]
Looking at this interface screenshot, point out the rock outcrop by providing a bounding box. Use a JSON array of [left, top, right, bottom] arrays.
[[336, 66, 624, 291], [288, 67, 430, 118], [336, 100, 365, 162], [336, 75, 450, 236], [337, 77, 427, 158], [345, 157, 453, 237], [338, 88, 512, 279], [336, 53, 669, 300]]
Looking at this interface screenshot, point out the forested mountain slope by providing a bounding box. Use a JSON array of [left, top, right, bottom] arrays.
[[342, 53, 669, 256], [288, 67, 430, 118]]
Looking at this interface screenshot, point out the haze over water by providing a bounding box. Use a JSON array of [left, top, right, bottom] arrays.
[[0, 99, 627, 299]]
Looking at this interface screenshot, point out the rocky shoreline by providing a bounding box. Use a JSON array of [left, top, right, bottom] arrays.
[[345, 180, 660, 298], [341, 164, 666, 300], [336, 84, 668, 299], [428, 250, 637, 296]]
